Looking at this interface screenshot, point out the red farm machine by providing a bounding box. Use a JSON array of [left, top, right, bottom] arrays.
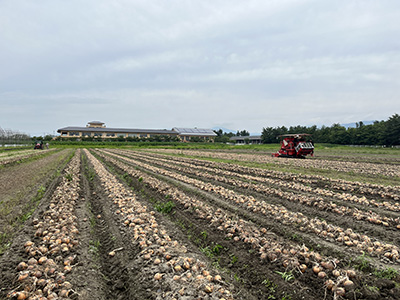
[[34, 141, 44, 150], [273, 134, 314, 158]]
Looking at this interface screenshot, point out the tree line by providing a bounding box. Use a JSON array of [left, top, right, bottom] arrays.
[[261, 114, 400, 146], [213, 129, 250, 143], [0, 127, 31, 145]]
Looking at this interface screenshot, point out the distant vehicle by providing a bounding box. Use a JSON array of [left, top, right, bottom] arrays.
[[273, 134, 314, 158], [34, 141, 44, 150]]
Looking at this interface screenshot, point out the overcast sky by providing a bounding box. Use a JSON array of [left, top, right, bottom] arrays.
[[1, 0, 399, 136]]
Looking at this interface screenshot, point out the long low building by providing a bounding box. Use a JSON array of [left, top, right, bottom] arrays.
[[57, 121, 217, 142], [229, 135, 262, 144], [172, 127, 217, 142]]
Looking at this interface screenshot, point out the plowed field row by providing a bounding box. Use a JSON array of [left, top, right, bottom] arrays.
[[84, 149, 236, 300], [0, 149, 36, 159], [1, 147, 399, 300], [150, 149, 400, 178], [0, 149, 57, 167], [102, 149, 400, 263], [2, 150, 81, 300], [135, 150, 400, 201], [120, 150, 400, 218], [94, 149, 351, 299], [95, 148, 400, 300]]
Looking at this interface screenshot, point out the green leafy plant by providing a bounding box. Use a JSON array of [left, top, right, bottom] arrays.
[[212, 244, 223, 255], [154, 200, 175, 214], [290, 233, 300, 241], [86, 168, 95, 181], [200, 246, 213, 258], [65, 173, 73, 181], [374, 267, 399, 280], [275, 271, 294, 282], [89, 239, 101, 256], [37, 185, 46, 197], [200, 243, 223, 259], [230, 254, 238, 265], [175, 219, 186, 230], [353, 252, 373, 272], [262, 278, 277, 298], [262, 278, 277, 289], [365, 285, 379, 293]]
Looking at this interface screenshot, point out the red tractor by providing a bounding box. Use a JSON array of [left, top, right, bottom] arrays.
[[273, 134, 314, 158], [34, 141, 44, 150]]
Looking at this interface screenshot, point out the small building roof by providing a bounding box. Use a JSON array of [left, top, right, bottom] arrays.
[[172, 127, 217, 136], [88, 121, 104, 125]]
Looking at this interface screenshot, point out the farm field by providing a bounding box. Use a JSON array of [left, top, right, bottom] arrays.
[[0, 148, 58, 167], [0, 146, 399, 300]]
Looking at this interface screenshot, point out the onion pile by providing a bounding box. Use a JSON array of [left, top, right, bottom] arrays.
[[7, 150, 81, 300]]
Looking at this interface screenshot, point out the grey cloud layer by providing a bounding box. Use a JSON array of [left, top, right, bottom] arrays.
[[1, 0, 399, 135]]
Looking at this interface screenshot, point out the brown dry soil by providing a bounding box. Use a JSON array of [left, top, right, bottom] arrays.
[[1, 149, 398, 300], [67, 153, 151, 300], [0, 151, 140, 300], [153, 152, 400, 250], [100, 149, 400, 300], [71, 151, 257, 300], [117, 151, 400, 261], [0, 151, 74, 298], [0, 149, 72, 254], [96, 151, 323, 300]]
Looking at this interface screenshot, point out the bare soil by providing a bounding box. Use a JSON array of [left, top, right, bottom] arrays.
[[0, 149, 72, 253], [1, 148, 399, 300], [102, 149, 400, 300], [98, 151, 326, 300]]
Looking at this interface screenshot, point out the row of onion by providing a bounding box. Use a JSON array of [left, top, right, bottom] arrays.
[[105, 149, 400, 263], [150, 148, 400, 178], [125, 150, 400, 214], [85, 149, 234, 300], [97, 149, 364, 299], [146, 148, 400, 201], [7, 150, 81, 300]]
